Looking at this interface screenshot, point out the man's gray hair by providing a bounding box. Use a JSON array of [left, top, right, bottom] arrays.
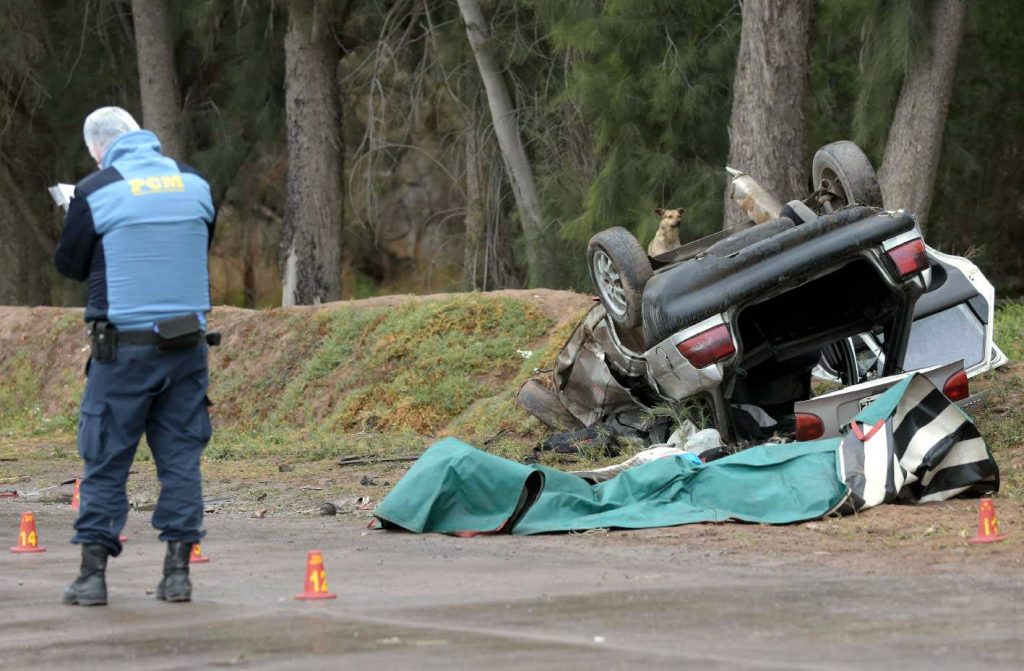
[[83, 107, 140, 163]]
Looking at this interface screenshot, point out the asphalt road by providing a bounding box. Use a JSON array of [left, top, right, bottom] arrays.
[[2, 506, 1022, 670]]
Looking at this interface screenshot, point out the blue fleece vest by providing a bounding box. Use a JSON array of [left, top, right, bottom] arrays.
[[54, 130, 215, 331]]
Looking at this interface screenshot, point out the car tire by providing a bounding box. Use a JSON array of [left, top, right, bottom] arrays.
[[587, 227, 653, 329], [812, 141, 883, 209]]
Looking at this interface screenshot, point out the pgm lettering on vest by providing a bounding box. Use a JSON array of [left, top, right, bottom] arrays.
[[128, 175, 185, 196]]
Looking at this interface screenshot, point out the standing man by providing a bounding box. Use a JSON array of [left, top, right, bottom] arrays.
[[55, 106, 217, 606]]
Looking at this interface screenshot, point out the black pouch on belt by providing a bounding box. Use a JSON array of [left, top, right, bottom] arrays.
[[155, 314, 202, 352], [89, 321, 118, 363]]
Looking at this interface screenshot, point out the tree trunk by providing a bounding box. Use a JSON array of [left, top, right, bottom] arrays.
[[457, 0, 555, 287], [0, 195, 49, 306], [0, 161, 52, 305], [281, 0, 344, 306], [463, 104, 485, 291], [131, 0, 185, 159], [879, 0, 967, 230], [724, 0, 812, 229], [242, 214, 257, 308]]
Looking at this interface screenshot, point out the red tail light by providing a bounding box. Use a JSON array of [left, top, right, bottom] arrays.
[[676, 324, 735, 369], [885, 238, 928, 278], [942, 369, 969, 402], [795, 413, 825, 441]]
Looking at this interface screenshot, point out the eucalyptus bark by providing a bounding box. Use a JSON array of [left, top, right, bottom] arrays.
[[457, 0, 554, 286], [879, 0, 967, 230], [463, 105, 485, 290], [281, 0, 344, 306], [131, 0, 184, 159], [724, 0, 812, 229]]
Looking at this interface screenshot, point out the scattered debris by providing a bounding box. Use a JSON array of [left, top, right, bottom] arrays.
[[336, 454, 421, 468], [201, 496, 235, 514], [483, 428, 513, 446], [359, 474, 378, 487], [0, 475, 28, 485]]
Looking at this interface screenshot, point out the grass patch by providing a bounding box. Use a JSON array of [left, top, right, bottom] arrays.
[[995, 302, 1024, 362], [972, 303, 1024, 496], [253, 295, 555, 436]]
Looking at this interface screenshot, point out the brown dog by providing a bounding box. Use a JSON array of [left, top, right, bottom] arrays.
[[648, 208, 685, 257]]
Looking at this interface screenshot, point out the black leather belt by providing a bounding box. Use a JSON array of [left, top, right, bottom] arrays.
[[116, 330, 221, 347]]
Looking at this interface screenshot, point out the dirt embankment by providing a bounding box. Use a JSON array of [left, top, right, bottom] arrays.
[[0, 290, 592, 443]]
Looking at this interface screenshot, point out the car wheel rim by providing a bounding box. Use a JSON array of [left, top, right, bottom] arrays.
[[819, 167, 849, 208], [593, 250, 627, 317]]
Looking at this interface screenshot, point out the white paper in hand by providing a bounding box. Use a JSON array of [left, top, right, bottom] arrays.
[[48, 183, 76, 212]]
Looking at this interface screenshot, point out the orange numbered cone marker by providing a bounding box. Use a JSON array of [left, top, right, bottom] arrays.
[[969, 498, 1007, 544], [10, 511, 46, 553], [70, 479, 81, 512], [294, 550, 337, 600], [190, 542, 210, 564]]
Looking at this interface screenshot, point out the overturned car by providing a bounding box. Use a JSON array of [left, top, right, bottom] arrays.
[[520, 141, 1005, 446]]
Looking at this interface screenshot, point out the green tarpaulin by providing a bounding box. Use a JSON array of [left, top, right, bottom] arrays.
[[375, 437, 849, 535]]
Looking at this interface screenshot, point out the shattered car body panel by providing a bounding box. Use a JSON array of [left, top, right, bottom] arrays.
[[643, 314, 727, 402], [553, 305, 654, 437]]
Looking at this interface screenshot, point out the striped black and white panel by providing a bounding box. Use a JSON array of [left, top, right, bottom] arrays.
[[838, 374, 998, 512]]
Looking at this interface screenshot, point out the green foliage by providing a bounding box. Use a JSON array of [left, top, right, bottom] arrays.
[[533, 0, 741, 248], [177, 1, 288, 206], [994, 303, 1024, 363], [928, 1, 1024, 296], [850, 0, 933, 158]]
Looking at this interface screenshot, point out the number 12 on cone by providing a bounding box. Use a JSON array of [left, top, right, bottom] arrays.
[[295, 550, 337, 600]]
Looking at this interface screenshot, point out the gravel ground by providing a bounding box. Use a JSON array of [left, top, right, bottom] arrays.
[[2, 503, 1022, 670]]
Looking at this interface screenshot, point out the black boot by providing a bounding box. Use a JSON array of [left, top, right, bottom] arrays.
[[62, 543, 109, 606], [156, 541, 193, 602]]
